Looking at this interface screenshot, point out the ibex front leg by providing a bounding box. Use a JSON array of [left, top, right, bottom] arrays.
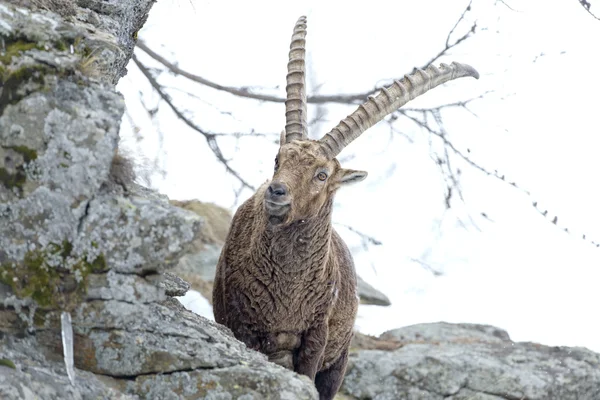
[[294, 323, 327, 380], [314, 348, 349, 400]]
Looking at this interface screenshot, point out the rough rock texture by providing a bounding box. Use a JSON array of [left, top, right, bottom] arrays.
[[357, 276, 391, 306], [1, 300, 318, 399], [341, 322, 600, 400], [160, 271, 190, 297], [0, 334, 132, 400], [170, 200, 232, 303], [0, 2, 318, 399]]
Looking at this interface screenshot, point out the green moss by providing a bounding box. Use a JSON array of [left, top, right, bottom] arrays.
[[0, 167, 26, 190], [0, 65, 47, 114], [60, 240, 73, 259], [0, 359, 16, 369], [0, 241, 107, 311], [81, 46, 92, 58], [0, 250, 58, 307], [90, 254, 106, 272], [54, 40, 69, 52], [0, 40, 39, 65], [4, 145, 38, 163], [0, 38, 83, 114], [0, 145, 38, 193]]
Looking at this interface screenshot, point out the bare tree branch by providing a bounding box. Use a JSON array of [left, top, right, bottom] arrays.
[[136, 0, 479, 109], [423, 1, 477, 67], [132, 54, 256, 191], [577, 0, 600, 20], [410, 258, 444, 276], [136, 42, 287, 103], [137, 41, 388, 105], [495, 0, 520, 12], [398, 105, 600, 248]]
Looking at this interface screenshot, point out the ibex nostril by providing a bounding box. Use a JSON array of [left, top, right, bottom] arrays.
[[268, 183, 287, 197]]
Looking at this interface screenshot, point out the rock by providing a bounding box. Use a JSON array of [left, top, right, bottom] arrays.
[[350, 331, 402, 351], [1, 305, 318, 400], [0, 334, 132, 400], [381, 321, 511, 343], [170, 200, 232, 303], [341, 322, 600, 400], [130, 353, 318, 400], [160, 271, 191, 297], [357, 276, 391, 306], [0, 2, 319, 399], [170, 200, 231, 280]]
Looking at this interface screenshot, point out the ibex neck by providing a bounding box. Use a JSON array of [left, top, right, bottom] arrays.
[[255, 200, 333, 275]]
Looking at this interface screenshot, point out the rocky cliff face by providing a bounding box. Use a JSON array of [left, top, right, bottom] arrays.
[[342, 322, 600, 400], [0, 2, 317, 398]]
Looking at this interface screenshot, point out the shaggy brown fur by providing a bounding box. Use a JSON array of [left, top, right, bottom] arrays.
[[213, 140, 366, 399], [213, 16, 477, 399]]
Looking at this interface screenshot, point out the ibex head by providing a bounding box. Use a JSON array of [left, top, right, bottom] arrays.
[[264, 16, 479, 225]]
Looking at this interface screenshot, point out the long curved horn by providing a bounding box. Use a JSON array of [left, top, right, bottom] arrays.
[[284, 16, 308, 143], [319, 62, 479, 158]]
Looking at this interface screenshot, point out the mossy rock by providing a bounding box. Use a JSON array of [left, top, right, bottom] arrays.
[[0, 40, 39, 65], [0, 358, 16, 369], [0, 145, 39, 196], [0, 240, 106, 311]]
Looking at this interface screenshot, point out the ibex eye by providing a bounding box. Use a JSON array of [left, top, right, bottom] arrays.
[[274, 157, 279, 171], [317, 172, 327, 181]]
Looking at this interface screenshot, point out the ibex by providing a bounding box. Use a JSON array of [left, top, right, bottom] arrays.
[[213, 16, 478, 399]]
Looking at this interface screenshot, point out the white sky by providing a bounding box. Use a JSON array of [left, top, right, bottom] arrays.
[[117, 0, 600, 352]]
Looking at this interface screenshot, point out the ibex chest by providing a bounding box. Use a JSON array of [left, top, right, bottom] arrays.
[[233, 259, 338, 332]]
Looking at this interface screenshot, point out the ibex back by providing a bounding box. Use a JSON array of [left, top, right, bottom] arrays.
[[213, 16, 478, 400]]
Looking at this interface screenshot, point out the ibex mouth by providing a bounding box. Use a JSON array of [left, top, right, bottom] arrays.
[[265, 200, 290, 215], [265, 200, 290, 225]]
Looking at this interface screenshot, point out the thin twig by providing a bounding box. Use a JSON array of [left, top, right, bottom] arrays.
[[410, 258, 444, 276], [335, 223, 383, 246], [402, 108, 600, 248], [576, 0, 600, 20], [402, 110, 527, 194], [422, 1, 477, 67], [132, 54, 256, 190], [496, 0, 520, 12]]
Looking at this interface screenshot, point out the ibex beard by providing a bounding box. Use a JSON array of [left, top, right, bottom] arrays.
[[213, 15, 478, 400]]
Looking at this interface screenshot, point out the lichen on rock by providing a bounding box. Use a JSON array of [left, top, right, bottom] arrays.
[[0, 2, 321, 399]]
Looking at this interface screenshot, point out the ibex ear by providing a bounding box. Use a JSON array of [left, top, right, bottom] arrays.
[[338, 169, 368, 185], [280, 130, 286, 146]]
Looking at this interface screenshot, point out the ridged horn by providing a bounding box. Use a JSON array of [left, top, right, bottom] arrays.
[[319, 61, 479, 158], [284, 16, 308, 143]]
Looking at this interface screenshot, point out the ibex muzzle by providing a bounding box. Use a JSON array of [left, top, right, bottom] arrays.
[[213, 15, 478, 400], [265, 180, 291, 222]]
